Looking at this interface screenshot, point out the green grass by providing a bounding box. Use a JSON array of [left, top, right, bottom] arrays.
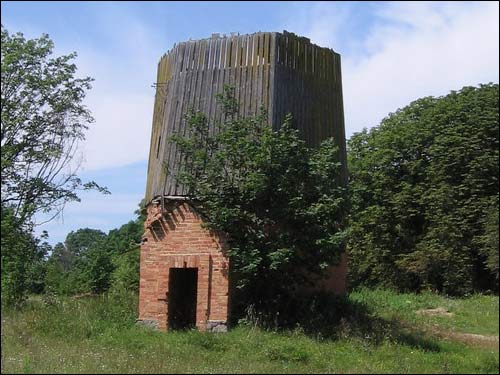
[[1, 290, 498, 374], [350, 288, 499, 335]]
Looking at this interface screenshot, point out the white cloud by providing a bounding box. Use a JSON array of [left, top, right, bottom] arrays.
[[3, 5, 166, 172], [285, 2, 352, 52], [286, 1, 499, 137], [79, 90, 153, 170], [66, 7, 167, 171]]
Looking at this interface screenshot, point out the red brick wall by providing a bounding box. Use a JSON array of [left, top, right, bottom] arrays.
[[138, 200, 348, 331], [319, 252, 348, 294], [138, 201, 229, 331]]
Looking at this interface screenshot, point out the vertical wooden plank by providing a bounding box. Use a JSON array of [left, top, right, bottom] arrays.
[[237, 35, 247, 117], [212, 36, 222, 116], [319, 47, 323, 79], [277, 34, 283, 127], [254, 32, 264, 115], [231, 35, 241, 117], [159, 46, 177, 195], [256, 32, 262, 111], [169, 42, 191, 195], [290, 34, 296, 130], [210, 37, 221, 129], [205, 38, 216, 126], [180, 41, 200, 190], [215, 36, 227, 127], [166, 43, 187, 195], [180, 42, 195, 136], [302, 42, 307, 74], [161, 44, 181, 196], [160, 49, 174, 196], [283, 35, 290, 66], [190, 41, 199, 106], [198, 39, 210, 130], [297, 38, 302, 73], [318, 48, 322, 80], [327, 48, 332, 82], [324, 48, 328, 80], [236, 34, 244, 117], [245, 33, 253, 117], [211, 38, 219, 120], [262, 32, 270, 116], [268, 33, 277, 128], [250, 33, 259, 116], [145, 57, 163, 201], [231, 33, 238, 69], [311, 45, 315, 74], [288, 33, 293, 69], [293, 35, 298, 70], [280, 36, 287, 129]]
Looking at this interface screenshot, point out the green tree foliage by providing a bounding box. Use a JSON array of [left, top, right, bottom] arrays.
[[44, 243, 72, 295], [169, 86, 349, 316], [479, 196, 499, 286], [110, 246, 140, 293], [85, 246, 114, 294], [44, 212, 144, 295], [44, 229, 106, 294], [348, 84, 499, 295], [1, 207, 49, 305], [1, 26, 108, 226], [1, 26, 108, 304], [65, 228, 107, 259]]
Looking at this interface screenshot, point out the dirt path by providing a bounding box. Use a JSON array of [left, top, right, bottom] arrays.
[[413, 307, 499, 349], [414, 323, 499, 349], [431, 327, 499, 348]]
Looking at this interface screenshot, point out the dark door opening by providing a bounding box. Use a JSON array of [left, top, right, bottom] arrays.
[[168, 268, 198, 330]]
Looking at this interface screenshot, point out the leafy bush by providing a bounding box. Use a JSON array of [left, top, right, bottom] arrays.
[[170, 85, 349, 319]]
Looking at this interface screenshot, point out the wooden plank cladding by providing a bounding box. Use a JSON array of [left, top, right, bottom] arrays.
[[145, 31, 347, 203]]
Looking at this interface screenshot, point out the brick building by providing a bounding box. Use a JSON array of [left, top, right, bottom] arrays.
[[138, 31, 348, 332]]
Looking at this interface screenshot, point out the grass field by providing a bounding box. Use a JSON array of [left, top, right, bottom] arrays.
[[1, 289, 498, 374]]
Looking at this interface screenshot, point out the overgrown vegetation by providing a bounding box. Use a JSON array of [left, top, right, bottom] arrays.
[[169, 86, 349, 318], [1, 26, 108, 304], [43, 212, 144, 296], [1, 207, 49, 306], [1, 290, 497, 374], [1, 25, 498, 374], [348, 83, 499, 295]]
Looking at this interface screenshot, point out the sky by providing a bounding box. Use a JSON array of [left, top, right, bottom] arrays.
[[2, 1, 499, 246]]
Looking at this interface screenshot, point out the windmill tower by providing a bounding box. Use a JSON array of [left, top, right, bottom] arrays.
[[138, 31, 348, 332]]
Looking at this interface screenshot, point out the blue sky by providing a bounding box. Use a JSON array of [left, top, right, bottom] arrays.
[[2, 1, 499, 245]]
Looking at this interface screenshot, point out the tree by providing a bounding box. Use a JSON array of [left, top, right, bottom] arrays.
[[1, 26, 108, 304], [1, 207, 49, 305], [348, 84, 499, 295], [44, 229, 106, 295], [479, 197, 499, 288], [1, 26, 107, 227], [170, 86, 349, 317], [65, 228, 106, 259], [44, 209, 145, 296], [110, 246, 140, 293]]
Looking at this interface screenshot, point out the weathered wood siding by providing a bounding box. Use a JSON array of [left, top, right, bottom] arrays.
[[145, 31, 347, 203]]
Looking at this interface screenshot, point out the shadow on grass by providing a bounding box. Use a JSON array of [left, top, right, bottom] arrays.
[[233, 292, 441, 352]]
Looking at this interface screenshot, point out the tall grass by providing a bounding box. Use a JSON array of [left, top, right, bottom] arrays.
[[350, 287, 499, 335], [1, 290, 498, 374]]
